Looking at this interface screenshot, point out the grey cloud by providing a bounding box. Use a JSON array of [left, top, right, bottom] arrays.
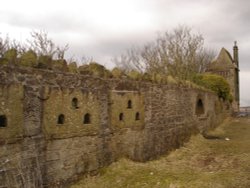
[[66, 31, 154, 63], [1, 0, 250, 105], [3, 11, 88, 33]]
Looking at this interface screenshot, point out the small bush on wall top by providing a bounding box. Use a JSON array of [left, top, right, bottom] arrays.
[[0, 58, 8, 65], [37, 55, 52, 69], [3, 49, 17, 64], [127, 70, 143, 81], [111, 67, 125, 78], [193, 73, 231, 101], [78, 62, 111, 78], [51, 59, 69, 72], [19, 50, 37, 67], [68, 62, 78, 73]]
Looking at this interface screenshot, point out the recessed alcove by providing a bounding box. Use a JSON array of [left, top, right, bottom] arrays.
[[0, 115, 7, 127], [57, 114, 65, 124], [83, 113, 91, 124]]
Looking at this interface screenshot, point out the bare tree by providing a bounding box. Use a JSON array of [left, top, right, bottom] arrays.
[[113, 25, 215, 80], [112, 44, 144, 73], [0, 33, 30, 58], [27, 30, 68, 59], [0, 34, 10, 57], [11, 39, 28, 58], [80, 55, 94, 65], [56, 44, 69, 60], [27, 30, 55, 57]]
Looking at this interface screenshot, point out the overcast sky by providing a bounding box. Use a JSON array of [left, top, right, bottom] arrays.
[[0, 0, 249, 106]]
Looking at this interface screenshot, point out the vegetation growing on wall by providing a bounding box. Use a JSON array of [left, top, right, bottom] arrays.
[[1, 26, 214, 78], [0, 28, 232, 101], [111, 67, 125, 78], [78, 62, 111, 78], [0, 31, 69, 67], [19, 50, 37, 67], [193, 73, 232, 101]]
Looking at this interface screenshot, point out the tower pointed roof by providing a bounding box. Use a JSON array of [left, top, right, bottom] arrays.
[[208, 47, 236, 71]]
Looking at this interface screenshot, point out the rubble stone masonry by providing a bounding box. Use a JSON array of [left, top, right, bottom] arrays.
[[0, 65, 228, 187]]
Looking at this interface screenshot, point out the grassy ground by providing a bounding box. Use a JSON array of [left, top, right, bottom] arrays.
[[71, 117, 250, 188]]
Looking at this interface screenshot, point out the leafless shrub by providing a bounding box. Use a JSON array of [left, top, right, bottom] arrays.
[[113, 25, 215, 80]]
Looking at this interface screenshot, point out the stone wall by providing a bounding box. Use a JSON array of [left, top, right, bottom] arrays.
[[0, 65, 228, 187]]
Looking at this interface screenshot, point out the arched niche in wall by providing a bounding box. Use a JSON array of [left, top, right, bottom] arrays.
[[71, 97, 79, 109], [195, 98, 204, 116], [135, 112, 140, 120], [0, 115, 7, 127], [119, 113, 124, 121], [57, 114, 65, 124], [127, 100, 132, 109], [83, 113, 91, 124]]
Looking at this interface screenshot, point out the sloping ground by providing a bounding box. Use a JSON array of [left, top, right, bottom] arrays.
[[71, 118, 250, 188]]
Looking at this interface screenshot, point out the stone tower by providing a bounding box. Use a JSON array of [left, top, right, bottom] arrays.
[[233, 41, 240, 111], [207, 42, 240, 112]]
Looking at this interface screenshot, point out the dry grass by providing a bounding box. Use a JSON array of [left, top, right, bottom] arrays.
[[71, 117, 250, 188]]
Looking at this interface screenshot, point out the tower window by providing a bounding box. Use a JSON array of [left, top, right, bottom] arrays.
[[83, 113, 91, 124], [135, 112, 140, 121], [119, 113, 124, 121], [72, 97, 79, 109], [127, 100, 132, 109], [57, 114, 65, 124], [0, 115, 7, 127]]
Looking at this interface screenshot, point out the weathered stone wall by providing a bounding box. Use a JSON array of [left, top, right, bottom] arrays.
[[43, 88, 101, 139], [0, 80, 45, 187], [0, 84, 24, 142], [0, 65, 228, 187], [108, 82, 225, 162]]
